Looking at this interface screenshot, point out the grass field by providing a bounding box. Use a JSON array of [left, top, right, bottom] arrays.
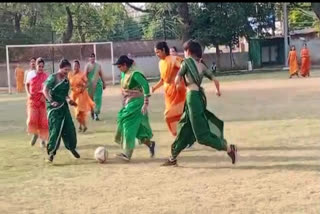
[[0, 70, 319, 214]]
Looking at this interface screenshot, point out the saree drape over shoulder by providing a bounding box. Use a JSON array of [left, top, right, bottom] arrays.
[[288, 50, 299, 75], [300, 48, 311, 77], [170, 58, 227, 158], [68, 71, 95, 125], [87, 64, 103, 114], [26, 72, 49, 141], [114, 69, 153, 152], [159, 55, 186, 136], [45, 74, 77, 156]]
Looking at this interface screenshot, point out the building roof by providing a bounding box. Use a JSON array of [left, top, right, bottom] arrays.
[[290, 28, 319, 35]]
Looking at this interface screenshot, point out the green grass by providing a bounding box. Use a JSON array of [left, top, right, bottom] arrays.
[[0, 69, 320, 213]]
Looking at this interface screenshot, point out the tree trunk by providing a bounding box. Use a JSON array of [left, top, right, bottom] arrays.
[[229, 45, 233, 68], [14, 13, 22, 33], [216, 45, 221, 71], [272, 12, 276, 36], [177, 3, 191, 43], [77, 21, 86, 59], [312, 3, 320, 20], [62, 6, 73, 43]]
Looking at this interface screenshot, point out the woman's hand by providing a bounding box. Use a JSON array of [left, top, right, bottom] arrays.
[[69, 100, 77, 107], [151, 86, 156, 93], [51, 101, 59, 107], [141, 104, 148, 115], [141, 96, 149, 115]]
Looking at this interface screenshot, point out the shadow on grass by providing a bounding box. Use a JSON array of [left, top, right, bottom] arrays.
[[178, 155, 320, 163], [179, 164, 320, 172], [237, 146, 320, 151], [77, 144, 120, 150], [50, 158, 167, 167]]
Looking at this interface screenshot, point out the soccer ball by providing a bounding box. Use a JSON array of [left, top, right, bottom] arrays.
[[94, 146, 108, 163]]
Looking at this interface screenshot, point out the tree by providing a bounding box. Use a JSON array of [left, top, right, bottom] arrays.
[[62, 5, 73, 43], [190, 3, 275, 69], [289, 3, 315, 30], [126, 2, 191, 42]]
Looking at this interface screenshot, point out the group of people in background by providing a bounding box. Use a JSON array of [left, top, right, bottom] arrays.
[[19, 39, 237, 166], [287, 43, 311, 78], [23, 54, 106, 162]]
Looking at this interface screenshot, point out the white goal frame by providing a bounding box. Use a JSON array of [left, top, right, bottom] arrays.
[[6, 41, 114, 94]]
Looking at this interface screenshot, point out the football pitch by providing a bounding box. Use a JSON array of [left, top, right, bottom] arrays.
[[0, 70, 319, 214]]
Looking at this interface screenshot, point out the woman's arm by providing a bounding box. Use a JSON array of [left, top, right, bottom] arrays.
[[213, 79, 221, 97], [202, 63, 221, 97], [42, 84, 55, 104], [66, 96, 77, 106], [175, 61, 186, 86], [152, 79, 163, 93], [133, 72, 151, 115]]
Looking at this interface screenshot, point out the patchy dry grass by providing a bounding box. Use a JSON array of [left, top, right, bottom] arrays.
[[0, 70, 319, 214]]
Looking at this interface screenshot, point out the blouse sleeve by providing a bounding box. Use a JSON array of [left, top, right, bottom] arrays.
[[44, 74, 55, 90], [177, 60, 187, 77], [133, 72, 150, 97]]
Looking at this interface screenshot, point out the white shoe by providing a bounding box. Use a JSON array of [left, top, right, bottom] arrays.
[[115, 153, 130, 162]]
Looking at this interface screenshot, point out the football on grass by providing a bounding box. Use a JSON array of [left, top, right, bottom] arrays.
[[94, 146, 108, 163]]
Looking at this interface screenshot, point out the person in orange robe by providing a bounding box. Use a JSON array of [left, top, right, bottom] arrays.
[[68, 60, 95, 132], [300, 43, 311, 77], [287, 45, 299, 78], [15, 64, 25, 93], [153, 42, 186, 136], [25, 57, 49, 147]]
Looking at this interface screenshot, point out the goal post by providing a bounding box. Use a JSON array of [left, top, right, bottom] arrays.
[[5, 41, 114, 94]]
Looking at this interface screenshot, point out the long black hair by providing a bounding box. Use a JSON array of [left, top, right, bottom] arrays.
[[183, 39, 203, 59], [59, 58, 71, 69], [155, 41, 170, 56], [36, 57, 45, 65], [115, 55, 134, 68]]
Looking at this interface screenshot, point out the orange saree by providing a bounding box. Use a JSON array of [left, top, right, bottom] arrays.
[[15, 66, 25, 93], [300, 48, 311, 77], [68, 71, 95, 125], [159, 55, 186, 136], [26, 72, 49, 140], [288, 50, 299, 76]]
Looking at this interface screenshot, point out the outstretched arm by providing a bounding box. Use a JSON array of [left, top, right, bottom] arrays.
[[213, 79, 221, 96], [152, 78, 163, 93], [202, 62, 221, 97]]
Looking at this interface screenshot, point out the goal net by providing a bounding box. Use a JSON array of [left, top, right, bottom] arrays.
[[4, 42, 114, 94]]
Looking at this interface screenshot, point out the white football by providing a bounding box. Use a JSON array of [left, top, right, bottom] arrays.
[[94, 146, 108, 163]]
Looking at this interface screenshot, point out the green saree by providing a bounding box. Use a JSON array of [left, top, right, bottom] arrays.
[[114, 69, 153, 158], [87, 63, 103, 115], [45, 74, 77, 156], [171, 57, 228, 159]]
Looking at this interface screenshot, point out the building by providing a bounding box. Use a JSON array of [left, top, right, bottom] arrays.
[[290, 28, 320, 40], [249, 36, 287, 68]]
